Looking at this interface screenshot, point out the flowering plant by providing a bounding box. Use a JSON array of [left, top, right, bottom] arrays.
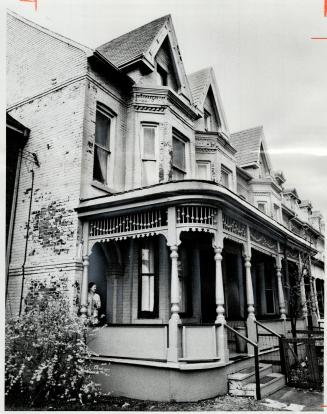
[[5, 277, 109, 408]]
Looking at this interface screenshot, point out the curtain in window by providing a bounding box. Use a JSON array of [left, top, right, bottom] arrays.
[[141, 242, 155, 312], [93, 147, 108, 184]]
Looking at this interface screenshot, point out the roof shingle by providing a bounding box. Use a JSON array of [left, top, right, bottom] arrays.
[[96, 15, 169, 68], [230, 126, 263, 167], [187, 68, 211, 108]]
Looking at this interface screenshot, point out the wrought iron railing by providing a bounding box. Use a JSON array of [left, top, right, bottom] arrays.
[[225, 323, 261, 400]]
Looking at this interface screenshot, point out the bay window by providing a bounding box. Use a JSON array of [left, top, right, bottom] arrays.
[[172, 131, 187, 180], [196, 161, 211, 180], [141, 124, 158, 186]]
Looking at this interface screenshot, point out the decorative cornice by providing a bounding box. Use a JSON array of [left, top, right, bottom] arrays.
[[195, 131, 237, 155], [250, 228, 278, 252]]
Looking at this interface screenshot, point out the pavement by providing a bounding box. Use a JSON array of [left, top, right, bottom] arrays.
[[261, 387, 324, 411]]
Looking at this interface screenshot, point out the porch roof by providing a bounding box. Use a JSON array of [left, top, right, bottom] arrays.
[[77, 180, 316, 254]]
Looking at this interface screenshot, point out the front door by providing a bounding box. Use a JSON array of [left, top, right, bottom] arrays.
[[200, 249, 216, 323]]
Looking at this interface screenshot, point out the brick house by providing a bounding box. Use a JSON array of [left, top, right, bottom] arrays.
[[6, 11, 325, 401]]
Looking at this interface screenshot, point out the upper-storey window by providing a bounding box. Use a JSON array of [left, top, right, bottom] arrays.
[[157, 64, 168, 86], [220, 164, 232, 188], [196, 161, 211, 180], [258, 202, 267, 214], [273, 204, 281, 221], [93, 105, 115, 185], [141, 124, 158, 186], [204, 109, 212, 132], [172, 131, 187, 180]]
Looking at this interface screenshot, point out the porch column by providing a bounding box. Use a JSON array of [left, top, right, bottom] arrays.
[[80, 221, 89, 320], [276, 244, 286, 321], [308, 256, 319, 327], [167, 206, 181, 362], [244, 226, 256, 350], [213, 209, 228, 362], [313, 278, 320, 321], [299, 254, 308, 326]]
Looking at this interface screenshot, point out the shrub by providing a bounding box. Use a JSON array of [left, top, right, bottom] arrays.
[[5, 277, 109, 408]]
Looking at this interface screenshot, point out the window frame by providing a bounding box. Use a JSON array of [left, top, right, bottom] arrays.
[[140, 123, 159, 186], [257, 202, 267, 214], [204, 109, 212, 132], [172, 129, 188, 179], [157, 63, 168, 87], [220, 164, 232, 188], [196, 161, 211, 180], [93, 104, 116, 186], [178, 244, 193, 317], [138, 238, 159, 319]]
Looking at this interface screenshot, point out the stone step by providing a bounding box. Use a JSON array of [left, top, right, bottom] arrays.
[[228, 363, 272, 386], [229, 373, 285, 399]]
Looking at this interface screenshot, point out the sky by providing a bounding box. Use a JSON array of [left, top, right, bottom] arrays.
[[5, 0, 327, 218]]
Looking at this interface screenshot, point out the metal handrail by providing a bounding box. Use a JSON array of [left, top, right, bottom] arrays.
[[254, 320, 282, 339], [225, 323, 261, 400]]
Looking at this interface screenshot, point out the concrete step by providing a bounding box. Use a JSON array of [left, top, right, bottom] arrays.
[[229, 373, 286, 399], [228, 363, 272, 386]]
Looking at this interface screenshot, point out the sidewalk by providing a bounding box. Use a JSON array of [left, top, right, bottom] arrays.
[[262, 387, 323, 411]]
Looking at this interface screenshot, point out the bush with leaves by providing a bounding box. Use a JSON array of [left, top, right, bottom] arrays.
[[5, 277, 109, 408]]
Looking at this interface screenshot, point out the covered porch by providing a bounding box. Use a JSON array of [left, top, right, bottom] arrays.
[[78, 203, 308, 365]]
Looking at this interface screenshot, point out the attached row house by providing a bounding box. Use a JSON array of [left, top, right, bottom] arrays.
[[6, 11, 325, 401]]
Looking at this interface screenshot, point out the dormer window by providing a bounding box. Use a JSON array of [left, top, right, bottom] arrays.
[[204, 110, 212, 132], [157, 64, 168, 86]]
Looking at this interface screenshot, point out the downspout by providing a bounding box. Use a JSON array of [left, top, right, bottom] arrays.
[[19, 168, 34, 316], [6, 149, 23, 298]]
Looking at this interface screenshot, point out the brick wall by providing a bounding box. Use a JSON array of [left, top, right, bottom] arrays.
[[7, 14, 88, 313], [7, 12, 88, 107]]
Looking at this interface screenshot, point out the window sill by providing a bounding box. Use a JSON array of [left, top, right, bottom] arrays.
[[133, 319, 164, 324], [91, 180, 116, 194]]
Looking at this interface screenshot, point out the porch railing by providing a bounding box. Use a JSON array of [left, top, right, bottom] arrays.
[[179, 323, 221, 361], [87, 324, 169, 361], [254, 320, 285, 375], [225, 323, 261, 400]]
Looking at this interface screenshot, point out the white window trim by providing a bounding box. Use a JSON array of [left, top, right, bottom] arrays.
[[257, 201, 267, 214], [140, 123, 159, 186], [220, 164, 232, 188], [93, 103, 116, 186], [196, 161, 211, 180], [172, 129, 189, 178]]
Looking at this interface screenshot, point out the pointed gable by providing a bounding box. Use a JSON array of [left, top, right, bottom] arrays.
[[96, 15, 192, 102], [97, 15, 169, 69], [188, 67, 229, 134]]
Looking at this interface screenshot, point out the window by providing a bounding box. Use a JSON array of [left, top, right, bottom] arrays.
[[93, 106, 114, 185], [138, 239, 158, 318], [157, 64, 168, 86], [264, 270, 275, 314], [258, 202, 267, 214], [220, 165, 231, 188], [141, 124, 157, 186], [178, 245, 192, 315], [196, 161, 211, 180], [204, 109, 212, 132], [172, 131, 187, 180], [273, 204, 280, 221]]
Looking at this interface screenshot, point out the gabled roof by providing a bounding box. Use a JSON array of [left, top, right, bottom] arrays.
[[97, 15, 170, 68], [230, 126, 272, 170], [283, 188, 300, 200], [188, 68, 211, 108], [96, 15, 192, 102], [187, 67, 229, 134], [8, 10, 93, 56]]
